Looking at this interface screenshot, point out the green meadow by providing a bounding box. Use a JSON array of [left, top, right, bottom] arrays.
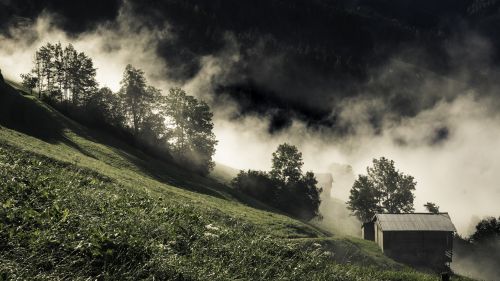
[[0, 80, 473, 280]]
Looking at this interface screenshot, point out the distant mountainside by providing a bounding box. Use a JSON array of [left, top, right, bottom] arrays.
[[126, 0, 500, 132], [4, 0, 500, 80], [127, 0, 500, 75]]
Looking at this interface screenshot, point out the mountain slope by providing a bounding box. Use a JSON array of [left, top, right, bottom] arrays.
[[0, 79, 472, 280]]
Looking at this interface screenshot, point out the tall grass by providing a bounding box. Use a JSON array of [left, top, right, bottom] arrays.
[[0, 83, 475, 280]]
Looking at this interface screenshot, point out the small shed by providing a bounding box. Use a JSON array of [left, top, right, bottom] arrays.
[[362, 213, 456, 269]]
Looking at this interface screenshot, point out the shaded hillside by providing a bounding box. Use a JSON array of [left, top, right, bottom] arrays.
[[210, 162, 239, 184]]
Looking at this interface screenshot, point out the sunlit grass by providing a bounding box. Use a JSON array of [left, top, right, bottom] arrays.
[[0, 84, 475, 280]]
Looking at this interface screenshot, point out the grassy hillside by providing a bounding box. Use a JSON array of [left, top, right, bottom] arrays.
[[0, 80, 473, 280], [210, 163, 239, 184]]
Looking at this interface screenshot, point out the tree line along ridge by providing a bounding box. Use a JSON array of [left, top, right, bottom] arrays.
[[21, 42, 217, 174]]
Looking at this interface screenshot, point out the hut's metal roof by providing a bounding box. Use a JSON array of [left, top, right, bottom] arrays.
[[374, 213, 456, 232]]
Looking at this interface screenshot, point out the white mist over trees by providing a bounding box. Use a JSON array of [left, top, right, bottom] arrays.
[[453, 217, 500, 280], [21, 42, 217, 174]]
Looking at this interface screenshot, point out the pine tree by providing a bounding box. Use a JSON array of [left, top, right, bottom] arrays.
[[53, 42, 65, 101], [37, 43, 54, 94]]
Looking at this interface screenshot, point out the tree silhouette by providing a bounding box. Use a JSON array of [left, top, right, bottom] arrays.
[[347, 175, 381, 222], [270, 143, 303, 184], [424, 202, 440, 213], [471, 217, 500, 244], [21, 43, 219, 176], [347, 157, 416, 222], [231, 170, 279, 204], [233, 143, 322, 220], [20, 73, 38, 95], [163, 87, 217, 174], [22, 43, 97, 103], [85, 87, 125, 128], [119, 64, 149, 136]]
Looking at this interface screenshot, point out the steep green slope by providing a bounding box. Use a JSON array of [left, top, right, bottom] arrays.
[[0, 81, 472, 280]]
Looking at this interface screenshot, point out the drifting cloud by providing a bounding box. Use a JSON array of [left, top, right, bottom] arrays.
[[0, 4, 171, 92], [212, 58, 500, 236]]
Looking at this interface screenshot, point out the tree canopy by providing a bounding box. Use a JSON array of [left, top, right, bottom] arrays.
[[270, 143, 303, 184], [470, 216, 500, 244], [232, 143, 322, 220], [22, 42, 98, 102], [21, 43, 217, 175], [424, 202, 440, 214], [20, 73, 38, 95], [347, 157, 416, 222], [163, 88, 217, 174], [119, 64, 160, 137]]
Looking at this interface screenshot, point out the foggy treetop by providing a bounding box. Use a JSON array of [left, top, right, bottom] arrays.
[[3, 0, 500, 134]]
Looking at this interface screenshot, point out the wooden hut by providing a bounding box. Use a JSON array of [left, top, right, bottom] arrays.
[[362, 213, 456, 269]]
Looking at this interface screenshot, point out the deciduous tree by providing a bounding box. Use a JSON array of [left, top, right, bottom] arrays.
[[471, 217, 500, 244], [424, 202, 440, 214], [233, 143, 322, 220], [270, 143, 303, 184], [119, 64, 149, 136], [347, 175, 381, 222], [163, 87, 217, 174], [347, 157, 416, 222], [20, 73, 38, 95]]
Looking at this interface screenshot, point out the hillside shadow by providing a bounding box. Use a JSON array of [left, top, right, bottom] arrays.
[[0, 81, 99, 160], [0, 80, 276, 212], [47, 109, 249, 202], [0, 84, 226, 199], [0, 82, 65, 143], [72, 124, 279, 209]]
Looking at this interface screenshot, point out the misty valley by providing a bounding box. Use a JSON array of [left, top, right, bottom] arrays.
[[1, 0, 500, 280]]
